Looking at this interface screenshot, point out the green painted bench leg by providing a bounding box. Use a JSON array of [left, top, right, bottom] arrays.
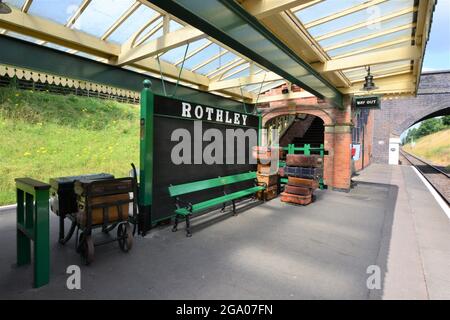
[[185, 214, 192, 237], [172, 214, 179, 232], [232, 200, 237, 216], [16, 189, 30, 266], [34, 190, 50, 288]]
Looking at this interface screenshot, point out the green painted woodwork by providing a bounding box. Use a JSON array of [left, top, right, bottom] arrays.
[[281, 144, 327, 189], [0, 36, 253, 113], [282, 144, 324, 155], [258, 110, 262, 146], [174, 186, 265, 216], [15, 177, 50, 288], [304, 144, 311, 156], [139, 80, 154, 206], [169, 171, 257, 197]]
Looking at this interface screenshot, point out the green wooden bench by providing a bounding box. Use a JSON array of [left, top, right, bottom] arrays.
[[168, 171, 266, 237]]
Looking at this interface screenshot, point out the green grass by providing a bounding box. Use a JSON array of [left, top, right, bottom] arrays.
[[403, 128, 450, 167], [0, 87, 139, 205]]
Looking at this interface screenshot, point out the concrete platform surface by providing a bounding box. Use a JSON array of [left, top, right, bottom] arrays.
[[0, 164, 449, 299]]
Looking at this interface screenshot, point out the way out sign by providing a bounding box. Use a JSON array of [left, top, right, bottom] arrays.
[[353, 96, 380, 109]]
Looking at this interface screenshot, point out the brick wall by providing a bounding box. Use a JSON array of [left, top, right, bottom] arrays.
[[353, 109, 374, 171], [331, 103, 352, 191], [261, 88, 353, 191], [372, 71, 450, 163]]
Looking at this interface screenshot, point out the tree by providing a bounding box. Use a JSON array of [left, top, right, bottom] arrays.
[[442, 115, 450, 126], [403, 117, 446, 145], [415, 117, 443, 137]]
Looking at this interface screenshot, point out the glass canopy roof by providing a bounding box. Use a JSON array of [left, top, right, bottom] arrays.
[[0, 0, 431, 102]]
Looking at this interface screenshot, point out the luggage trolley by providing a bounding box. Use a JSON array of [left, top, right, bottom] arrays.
[[50, 173, 115, 245], [74, 177, 138, 265], [49, 167, 139, 265]]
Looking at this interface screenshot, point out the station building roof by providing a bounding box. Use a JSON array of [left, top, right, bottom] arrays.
[[0, 0, 436, 104]]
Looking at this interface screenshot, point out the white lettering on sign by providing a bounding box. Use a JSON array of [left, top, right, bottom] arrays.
[[225, 111, 233, 124], [216, 109, 223, 122], [242, 114, 248, 126], [194, 105, 204, 119], [356, 98, 378, 106], [181, 102, 191, 118], [179, 101, 252, 126], [205, 107, 214, 121], [234, 113, 241, 124]]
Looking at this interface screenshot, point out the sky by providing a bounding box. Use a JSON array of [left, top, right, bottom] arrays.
[[422, 0, 450, 71], [400, 0, 449, 138]]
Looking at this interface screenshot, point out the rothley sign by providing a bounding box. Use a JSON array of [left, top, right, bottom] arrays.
[[154, 95, 259, 128], [353, 96, 380, 109]]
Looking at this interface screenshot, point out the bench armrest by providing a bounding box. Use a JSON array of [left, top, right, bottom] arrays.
[[176, 197, 193, 212]]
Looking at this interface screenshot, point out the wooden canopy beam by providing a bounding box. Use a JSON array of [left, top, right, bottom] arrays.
[[117, 26, 205, 65], [314, 46, 421, 72], [241, 0, 317, 19]]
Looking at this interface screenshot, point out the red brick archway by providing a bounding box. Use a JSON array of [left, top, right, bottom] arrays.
[[259, 96, 353, 191], [262, 105, 334, 127]]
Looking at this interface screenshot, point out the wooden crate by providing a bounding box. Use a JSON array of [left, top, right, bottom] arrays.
[[256, 185, 278, 201], [280, 192, 312, 205], [75, 178, 133, 226], [257, 173, 278, 187], [257, 163, 274, 175], [76, 193, 130, 226], [286, 154, 322, 167], [287, 176, 319, 189], [252, 146, 284, 161], [285, 185, 312, 196]]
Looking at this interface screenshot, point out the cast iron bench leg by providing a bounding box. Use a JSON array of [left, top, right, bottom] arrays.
[[59, 214, 65, 243], [172, 214, 179, 232], [185, 214, 192, 237], [232, 200, 237, 216]]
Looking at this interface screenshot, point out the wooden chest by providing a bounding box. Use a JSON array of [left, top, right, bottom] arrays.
[[75, 178, 133, 226], [76, 193, 130, 226], [280, 192, 312, 205], [252, 146, 284, 161], [284, 185, 312, 196], [256, 185, 278, 201], [257, 173, 278, 187], [283, 166, 323, 179], [286, 154, 322, 167], [258, 163, 280, 175], [287, 176, 319, 189]]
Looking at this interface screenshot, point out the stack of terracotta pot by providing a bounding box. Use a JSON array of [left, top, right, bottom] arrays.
[[280, 154, 322, 205], [252, 146, 282, 201]]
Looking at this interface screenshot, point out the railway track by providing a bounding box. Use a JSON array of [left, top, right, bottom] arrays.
[[400, 149, 450, 205]]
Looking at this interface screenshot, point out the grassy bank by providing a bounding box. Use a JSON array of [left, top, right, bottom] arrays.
[[403, 128, 450, 168], [0, 87, 139, 205]]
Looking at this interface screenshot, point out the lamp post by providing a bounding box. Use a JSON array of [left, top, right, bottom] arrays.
[[361, 66, 378, 91]]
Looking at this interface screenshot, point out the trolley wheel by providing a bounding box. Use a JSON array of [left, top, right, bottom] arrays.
[[118, 223, 133, 253], [79, 233, 94, 265]]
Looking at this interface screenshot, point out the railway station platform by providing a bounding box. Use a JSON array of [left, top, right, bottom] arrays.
[[0, 164, 448, 300]]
